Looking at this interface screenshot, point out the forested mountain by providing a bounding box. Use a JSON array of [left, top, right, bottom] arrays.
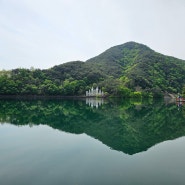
[[1, 41, 185, 97]]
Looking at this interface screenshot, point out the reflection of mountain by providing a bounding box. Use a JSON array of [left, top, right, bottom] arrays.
[[0, 99, 184, 155]]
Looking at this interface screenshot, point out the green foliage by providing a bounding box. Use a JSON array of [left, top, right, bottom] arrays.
[[117, 86, 131, 97], [182, 86, 185, 97], [0, 42, 185, 96], [131, 92, 142, 99]]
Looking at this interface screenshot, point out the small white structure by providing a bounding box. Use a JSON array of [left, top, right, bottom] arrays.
[[86, 87, 104, 97]]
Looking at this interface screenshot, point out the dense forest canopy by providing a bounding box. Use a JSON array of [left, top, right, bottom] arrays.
[[1, 42, 185, 97]]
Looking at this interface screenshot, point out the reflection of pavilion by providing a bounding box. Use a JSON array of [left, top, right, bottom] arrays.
[[86, 98, 104, 108]]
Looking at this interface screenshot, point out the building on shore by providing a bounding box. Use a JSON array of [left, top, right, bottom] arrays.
[[86, 87, 104, 97]]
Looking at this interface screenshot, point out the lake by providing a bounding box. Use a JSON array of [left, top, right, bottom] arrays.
[[0, 98, 185, 185]]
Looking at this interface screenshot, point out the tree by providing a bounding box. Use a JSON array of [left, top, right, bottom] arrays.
[[117, 86, 131, 97], [182, 86, 185, 97]]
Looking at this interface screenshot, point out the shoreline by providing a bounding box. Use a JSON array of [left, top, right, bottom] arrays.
[[0, 95, 106, 100]]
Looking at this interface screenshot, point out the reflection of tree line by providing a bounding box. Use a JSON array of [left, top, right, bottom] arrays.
[[0, 99, 185, 155]]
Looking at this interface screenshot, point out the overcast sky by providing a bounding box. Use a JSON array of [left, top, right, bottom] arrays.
[[1, 0, 185, 70]]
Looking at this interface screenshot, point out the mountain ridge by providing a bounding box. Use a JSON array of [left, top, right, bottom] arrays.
[[1, 41, 185, 97]]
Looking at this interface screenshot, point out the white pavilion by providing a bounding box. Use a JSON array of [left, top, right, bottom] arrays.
[[86, 87, 104, 97]]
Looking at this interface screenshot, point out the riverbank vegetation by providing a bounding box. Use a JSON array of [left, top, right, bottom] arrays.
[[1, 42, 185, 98]]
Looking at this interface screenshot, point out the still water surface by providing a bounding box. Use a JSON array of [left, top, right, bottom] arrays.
[[0, 98, 185, 185]]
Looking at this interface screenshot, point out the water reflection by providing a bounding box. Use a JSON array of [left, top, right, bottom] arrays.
[[85, 98, 104, 108], [0, 99, 184, 155]]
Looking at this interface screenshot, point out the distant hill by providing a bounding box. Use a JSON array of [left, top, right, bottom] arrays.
[[1, 41, 185, 97]]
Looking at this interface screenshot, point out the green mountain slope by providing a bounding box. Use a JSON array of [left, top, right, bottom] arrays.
[[86, 41, 151, 77], [86, 41, 185, 93], [1, 41, 185, 96]]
